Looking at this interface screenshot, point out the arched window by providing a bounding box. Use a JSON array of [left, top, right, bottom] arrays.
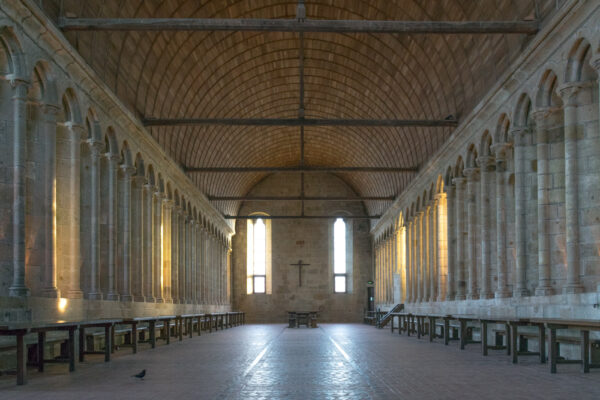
[[247, 217, 271, 294], [334, 218, 347, 293]]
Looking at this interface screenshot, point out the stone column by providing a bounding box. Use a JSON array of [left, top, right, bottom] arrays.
[[153, 189, 164, 303], [56, 122, 85, 298], [171, 206, 180, 303], [429, 198, 437, 301], [162, 198, 173, 303], [41, 105, 60, 298], [105, 153, 119, 301], [422, 210, 429, 302], [491, 143, 511, 298], [185, 216, 192, 303], [463, 167, 480, 300], [511, 127, 531, 297], [143, 183, 155, 302], [118, 164, 135, 302], [407, 220, 413, 302], [199, 227, 206, 304], [559, 83, 584, 294], [533, 109, 555, 296], [477, 155, 495, 299], [85, 139, 103, 300], [392, 230, 398, 303], [179, 212, 186, 303], [453, 176, 467, 300], [436, 192, 448, 302], [196, 224, 203, 303], [190, 219, 197, 304], [8, 80, 30, 297], [131, 174, 145, 302], [443, 185, 455, 301]]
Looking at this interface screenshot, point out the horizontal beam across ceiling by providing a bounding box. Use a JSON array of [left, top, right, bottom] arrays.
[[209, 196, 395, 201], [185, 166, 418, 173], [224, 215, 380, 219], [59, 18, 538, 34], [143, 118, 458, 128]]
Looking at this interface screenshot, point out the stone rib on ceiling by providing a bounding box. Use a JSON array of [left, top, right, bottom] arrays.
[[49, 0, 550, 216]]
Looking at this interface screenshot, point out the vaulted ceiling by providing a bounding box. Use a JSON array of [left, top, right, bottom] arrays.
[[43, 0, 556, 217]]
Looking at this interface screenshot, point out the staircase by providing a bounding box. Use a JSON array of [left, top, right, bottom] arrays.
[[376, 304, 404, 328]]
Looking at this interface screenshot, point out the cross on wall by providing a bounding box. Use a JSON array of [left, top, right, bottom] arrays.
[[290, 259, 310, 287]]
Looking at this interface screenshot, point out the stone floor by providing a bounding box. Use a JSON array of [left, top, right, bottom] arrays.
[[1, 323, 599, 399]]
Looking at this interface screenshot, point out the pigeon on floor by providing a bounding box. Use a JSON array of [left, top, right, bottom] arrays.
[[132, 369, 146, 379]]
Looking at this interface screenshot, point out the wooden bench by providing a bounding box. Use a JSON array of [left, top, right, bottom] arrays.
[[479, 317, 546, 364], [532, 318, 600, 373], [78, 319, 122, 363]]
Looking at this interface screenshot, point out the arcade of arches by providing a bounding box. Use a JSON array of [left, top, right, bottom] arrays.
[[0, 0, 599, 395]]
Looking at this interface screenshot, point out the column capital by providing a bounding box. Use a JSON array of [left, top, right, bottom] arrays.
[[42, 103, 61, 115], [153, 190, 164, 200], [131, 174, 146, 185], [434, 191, 445, 201], [476, 155, 495, 171], [162, 198, 174, 208], [462, 167, 480, 180], [452, 176, 466, 187], [558, 82, 586, 107], [509, 127, 531, 146], [143, 183, 155, 193], [105, 152, 120, 164], [490, 143, 511, 161], [119, 164, 136, 176], [532, 106, 561, 123]]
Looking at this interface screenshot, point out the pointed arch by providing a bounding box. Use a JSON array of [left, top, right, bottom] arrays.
[[0, 26, 26, 78], [120, 141, 133, 167], [536, 70, 562, 108], [60, 88, 82, 124], [479, 131, 493, 157], [466, 144, 478, 168], [566, 37, 594, 83], [495, 114, 511, 144]]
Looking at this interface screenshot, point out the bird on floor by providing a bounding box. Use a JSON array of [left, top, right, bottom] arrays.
[[132, 369, 146, 379]]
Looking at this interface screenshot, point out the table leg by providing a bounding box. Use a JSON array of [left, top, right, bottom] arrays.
[[460, 320, 466, 350], [79, 327, 85, 362], [68, 328, 75, 372], [38, 331, 45, 372], [189, 318, 193, 338], [104, 325, 111, 362], [429, 317, 434, 342], [549, 327, 557, 373], [132, 323, 138, 354], [111, 325, 115, 353], [482, 321, 488, 356], [511, 324, 518, 364], [444, 318, 449, 345], [581, 330, 589, 373], [150, 321, 156, 349], [16, 333, 26, 385], [505, 323, 511, 355], [417, 317, 422, 339], [166, 319, 171, 345], [539, 324, 546, 364]]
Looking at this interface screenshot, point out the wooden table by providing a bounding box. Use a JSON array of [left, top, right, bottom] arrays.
[[288, 311, 318, 328], [78, 319, 122, 362], [532, 318, 600, 373], [0, 320, 80, 385]]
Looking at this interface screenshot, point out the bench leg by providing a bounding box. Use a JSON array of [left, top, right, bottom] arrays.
[[132, 323, 138, 354], [68, 328, 75, 372], [539, 325, 546, 364], [549, 328, 557, 373], [429, 318, 434, 342], [17, 333, 27, 385], [482, 322, 488, 356], [104, 325, 111, 362], [79, 327, 85, 362], [581, 330, 589, 373], [38, 331, 45, 372], [150, 321, 156, 349], [505, 323, 511, 355], [511, 324, 518, 364], [460, 320, 466, 350], [166, 320, 171, 345], [444, 319, 449, 345], [111, 325, 116, 353]]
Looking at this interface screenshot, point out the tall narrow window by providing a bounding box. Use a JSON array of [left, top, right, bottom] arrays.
[[247, 217, 267, 294], [334, 218, 347, 293]]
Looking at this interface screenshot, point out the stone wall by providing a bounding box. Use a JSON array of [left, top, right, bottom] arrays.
[[0, 0, 233, 321], [232, 173, 372, 323], [373, 0, 600, 320]]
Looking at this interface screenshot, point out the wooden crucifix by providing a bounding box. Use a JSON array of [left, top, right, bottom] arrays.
[[290, 259, 310, 287]]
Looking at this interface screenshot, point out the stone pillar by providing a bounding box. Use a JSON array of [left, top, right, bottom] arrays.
[[436, 193, 447, 302], [453, 176, 467, 300], [8, 80, 30, 297], [85, 139, 103, 300], [590, 57, 600, 293], [511, 127, 531, 297], [190, 219, 197, 304], [392, 230, 398, 303], [491, 143, 511, 298], [185, 216, 191, 304], [415, 213, 422, 302], [533, 109, 555, 296], [118, 164, 135, 302], [423, 210, 430, 302], [162, 198, 173, 303], [407, 220, 413, 302], [153, 189, 164, 303], [178, 212, 186, 303], [105, 153, 119, 301], [463, 167, 480, 300], [477, 156, 495, 299], [559, 83, 584, 294], [429, 198, 437, 301], [196, 224, 203, 303], [41, 105, 60, 298], [131, 175, 145, 302], [444, 185, 455, 301], [143, 183, 155, 302], [171, 206, 180, 303], [199, 227, 206, 304], [57, 122, 85, 299]]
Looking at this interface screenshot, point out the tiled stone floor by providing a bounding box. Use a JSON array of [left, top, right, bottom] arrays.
[[1, 323, 599, 399]]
